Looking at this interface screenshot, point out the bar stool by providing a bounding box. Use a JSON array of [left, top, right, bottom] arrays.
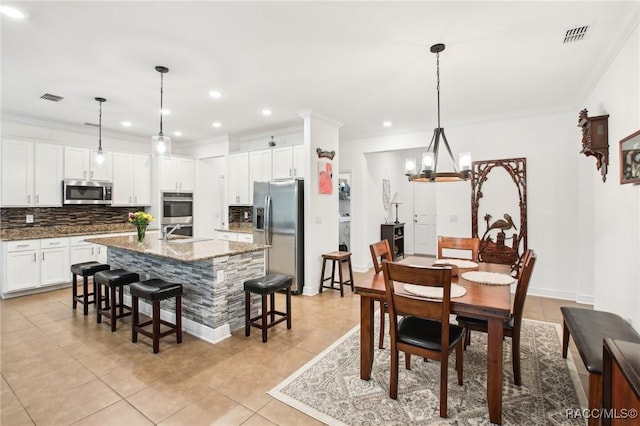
[[95, 269, 140, 331], [130, 279, 183, 354], [70, 262, 110, 315], [244, 273, 292, 343], [319, 251, 354, 297]]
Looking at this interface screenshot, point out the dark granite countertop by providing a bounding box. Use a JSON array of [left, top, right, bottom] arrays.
[[0, 224, 159, 241], [216, 223, 253, 234]]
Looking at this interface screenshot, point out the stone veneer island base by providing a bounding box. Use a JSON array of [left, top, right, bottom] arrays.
[[86, 235, 267, 343]]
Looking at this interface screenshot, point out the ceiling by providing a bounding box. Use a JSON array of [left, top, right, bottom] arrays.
[[1, 1, 638, 147]]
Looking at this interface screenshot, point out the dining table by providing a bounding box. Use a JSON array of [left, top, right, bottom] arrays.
[[354, 256, 512, 425]]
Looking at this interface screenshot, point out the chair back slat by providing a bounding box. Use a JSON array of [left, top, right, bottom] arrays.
[[437, 236, 479, 261], [370, 240, 392, 274], [512, 249, 536, 327]]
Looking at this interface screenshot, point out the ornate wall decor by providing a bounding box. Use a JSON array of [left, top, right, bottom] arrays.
[[578, 108, 609, 182], [471, 158, 527, 272]]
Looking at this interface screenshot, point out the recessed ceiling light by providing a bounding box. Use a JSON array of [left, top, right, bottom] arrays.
[[173, 131, 182, 137], [262, 109, 272, 117], [209, 90, 222, 99], [160, 109, 170, 115], [212, 122, 221, 128], [0, 5, 29, 19], [383, 121, 393, 127], [120, 121, 132, 127]]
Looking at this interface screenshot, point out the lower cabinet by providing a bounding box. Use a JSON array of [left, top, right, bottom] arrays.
[[214, 230, 254, 243], [3, 238, 69, 294], [41, 238, 70, 285], [69, 236, 107, 266]]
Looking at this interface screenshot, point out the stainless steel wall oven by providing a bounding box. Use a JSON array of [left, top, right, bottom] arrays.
[[162, 192, 193, 236]]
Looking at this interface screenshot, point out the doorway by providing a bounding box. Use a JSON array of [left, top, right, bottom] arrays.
[[338, 172, 351, 251], [194, 156, 226, 238], [413, 183, 437, 255]]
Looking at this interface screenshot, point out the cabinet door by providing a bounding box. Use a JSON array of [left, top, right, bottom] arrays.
[[293, 145, 305, 178], [64, 147, 90, 180], [159, 157, 179, 191], [1, 139, 34, 206], [112, 153, 134, 206], [34, 143, 63, 207], [41, 247, 70, 286], [90, 150, 113, 181], [228, 153, 249, 205], [272, 146, 293, 180], [177, 158, 195, 192], [95, 244, 108, 264], [133, 154, 151, 205], [250, 149, 272, 201], [6, 250, 39, 292], [70, 244, 97, 265]]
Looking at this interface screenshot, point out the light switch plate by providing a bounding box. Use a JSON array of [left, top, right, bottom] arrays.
[[26, 214, 34, 223]]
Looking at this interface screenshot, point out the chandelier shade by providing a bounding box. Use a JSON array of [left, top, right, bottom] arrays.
[[94, 97, 106, 165], [406, 43, 471, 183], [152, 65, 171, 156]]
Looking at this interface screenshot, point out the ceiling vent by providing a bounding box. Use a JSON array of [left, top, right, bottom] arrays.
[[40, 93, 64, 102], [563, 25, 590, 44]]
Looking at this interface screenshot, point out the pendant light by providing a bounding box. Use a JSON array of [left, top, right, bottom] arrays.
[[152, 65, 171, 156], [95, 97, 106, 165], [405, 43, 471, 182]]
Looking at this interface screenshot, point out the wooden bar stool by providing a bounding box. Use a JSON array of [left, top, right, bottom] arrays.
[[244, 273, 292, 343], [95, 269, 140, 331], [130, 279, 183, 354], [70, 262, 110, 315], [319, 251, 354, 297]]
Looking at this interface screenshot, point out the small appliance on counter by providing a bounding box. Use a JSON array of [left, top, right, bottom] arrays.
[[253, 179, 304, 294], [62, 180, 112, 205]]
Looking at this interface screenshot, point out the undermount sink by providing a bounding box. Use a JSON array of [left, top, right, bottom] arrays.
[[166, 237, 213, 244]]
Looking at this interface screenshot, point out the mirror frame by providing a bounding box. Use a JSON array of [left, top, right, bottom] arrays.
[[619, 129, 640, 185]]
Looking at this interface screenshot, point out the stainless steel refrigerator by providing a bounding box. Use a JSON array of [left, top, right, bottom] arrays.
[[253, 179, 304, 294]]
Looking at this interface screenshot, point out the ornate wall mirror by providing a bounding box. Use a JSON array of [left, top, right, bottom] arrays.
[[619, 129, 640, 184], [471, 158, 527, 273]]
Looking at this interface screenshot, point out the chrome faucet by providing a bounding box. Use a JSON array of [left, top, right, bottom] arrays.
[[162, 224, 182, 241]]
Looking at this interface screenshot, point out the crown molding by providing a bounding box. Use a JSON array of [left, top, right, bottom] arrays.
[[297, 109, 343, 128]]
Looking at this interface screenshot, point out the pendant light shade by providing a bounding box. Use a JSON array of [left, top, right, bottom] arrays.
[[152, 65, 171, 156], [405, 43, 471, 182], [95, 97, 106, 165]]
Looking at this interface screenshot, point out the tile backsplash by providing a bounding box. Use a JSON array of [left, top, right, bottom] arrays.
[[0, 206, 141, 230], [228, 206, 252, 224]]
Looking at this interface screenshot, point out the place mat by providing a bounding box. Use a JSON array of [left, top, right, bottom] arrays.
[[403, 283, 467, 299], [433, 259, 478, 268], [461, 271, 516, 285]]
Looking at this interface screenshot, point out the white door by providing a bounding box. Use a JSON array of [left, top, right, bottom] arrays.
[[195, 156, 226, 237], [413, 183, 437, 255]]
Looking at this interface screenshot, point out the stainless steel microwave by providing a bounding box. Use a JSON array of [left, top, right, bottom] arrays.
[[62, 180, 112, 205]]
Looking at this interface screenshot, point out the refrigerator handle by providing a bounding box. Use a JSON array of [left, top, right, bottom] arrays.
[[265, 195, 272, 245]]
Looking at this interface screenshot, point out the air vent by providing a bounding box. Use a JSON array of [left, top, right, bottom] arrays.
[[563, 25, 590, 43], [40, 93, 64, 102], [84, 122, 99, 127]]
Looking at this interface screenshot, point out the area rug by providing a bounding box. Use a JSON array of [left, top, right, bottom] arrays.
[[269, 319, 587, 425]]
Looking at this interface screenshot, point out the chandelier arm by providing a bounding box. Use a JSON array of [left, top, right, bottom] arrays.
[[440, 129, 460, 172], [432, 129, 441, 173]]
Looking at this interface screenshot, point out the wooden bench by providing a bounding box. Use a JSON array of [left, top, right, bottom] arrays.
[[561, 307, 640, 425]]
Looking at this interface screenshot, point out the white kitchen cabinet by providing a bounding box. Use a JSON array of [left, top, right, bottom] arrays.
[[1, 140, 63, 207], [250, 149, 272, 201], [237, 233, 254, 243], [69, 235, 107, 266], [228, 152, 250, 205], [213, 230, 253, 243], [4, 240, 40, 293], [112, 153, 151, 206], [64, 146, 112, 182], [272, 145, 305, 180], [40, 238, 70, 286], [158, 156, 195, 192]]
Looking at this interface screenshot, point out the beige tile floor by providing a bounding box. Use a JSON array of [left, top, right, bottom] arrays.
[[1, 268, 590, 425]]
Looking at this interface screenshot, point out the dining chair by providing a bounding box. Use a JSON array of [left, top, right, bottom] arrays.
[[437, 236, 480, 261], [369, 240, 393, 349], [381, 261, 466, 418], [456, 249, 536, 386]]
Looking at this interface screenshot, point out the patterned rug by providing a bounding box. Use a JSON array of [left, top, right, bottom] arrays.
[[269, 319, 587, 425]]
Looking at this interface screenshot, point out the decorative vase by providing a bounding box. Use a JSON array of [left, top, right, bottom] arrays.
[[137, 225, 147, 243]]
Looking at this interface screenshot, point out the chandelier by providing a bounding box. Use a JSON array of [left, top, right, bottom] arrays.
[[94, 97, 106, 164], [151, 65, 171, 156], [405, 43, 471, 182]]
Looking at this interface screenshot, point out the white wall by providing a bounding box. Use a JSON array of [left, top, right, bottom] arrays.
[[579, 24, 640, 330]]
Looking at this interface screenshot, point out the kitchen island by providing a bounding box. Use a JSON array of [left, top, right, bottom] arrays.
[[85, 235, 268, 343]]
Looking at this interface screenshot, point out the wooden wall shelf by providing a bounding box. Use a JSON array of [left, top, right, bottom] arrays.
[[578, 109, 609, 182]]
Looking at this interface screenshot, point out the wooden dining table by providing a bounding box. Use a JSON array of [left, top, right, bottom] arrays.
[[354, 256, 512, 425]]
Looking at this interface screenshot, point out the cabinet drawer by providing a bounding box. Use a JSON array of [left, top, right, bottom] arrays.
[[41, 237, 69, 249], [237, 233, 253, 243], [6, 240, 40, 252], [69, 236, 92, 246], [216, 231, 237, 241]]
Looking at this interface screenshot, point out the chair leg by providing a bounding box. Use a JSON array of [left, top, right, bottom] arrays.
[[440, 353, 448, 418], [347, 258, 354, 292], [319, 258, 327, 293], [464, 330, 471, 349], [96, 282, 103, 324], [245, 291, 251, 337], [176, 294, 183, 344], [82, 276, 90, 315], [456, 341, 464, 385], [587, 373, 602, 426], [337, 259, 345, 297], [512, 333, 521, 386], [152, 301, 160, 354], [405, 352, 411, 370], [110, 285, 117, 332], [132, 296, 139, 343], [72, 274, 78, 309], [269, 292, 276, 323], [390, 348, 399, 399], [378, 301, 385, 349], [286, 287, 292, 329], [562, 321, 570, 359], [261, 294, 268, 343]]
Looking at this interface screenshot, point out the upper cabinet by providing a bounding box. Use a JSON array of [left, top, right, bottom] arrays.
[[112, 153, 151, 206], [250, 149, 272, 201], [1, 139, 63, 207], [158, 156, 194, 192], [228, 152, 250, 205], [272, 145, 305, 180], [63, 146, 112, 182]]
